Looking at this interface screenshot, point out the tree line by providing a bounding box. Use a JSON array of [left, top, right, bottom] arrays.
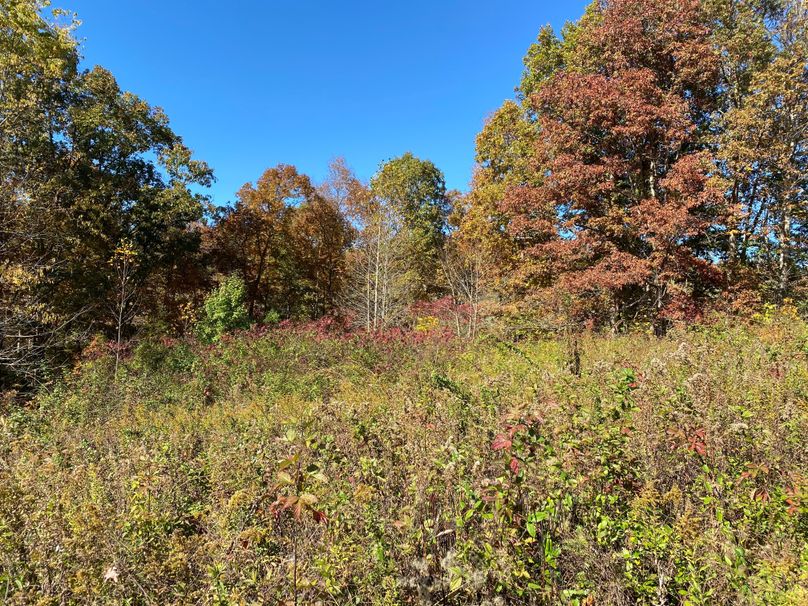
[[1, 0, 806, 391]]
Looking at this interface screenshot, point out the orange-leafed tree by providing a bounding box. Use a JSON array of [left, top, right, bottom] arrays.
[[211, 165, 310, 319], [211, 164, 353, 321], [290, 193, 354, 319]]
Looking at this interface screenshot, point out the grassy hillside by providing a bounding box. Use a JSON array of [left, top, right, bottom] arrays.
[[1, 315, 807, 605]]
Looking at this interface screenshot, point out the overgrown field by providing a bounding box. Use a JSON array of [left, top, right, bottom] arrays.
[[1, 317, 807, 605]]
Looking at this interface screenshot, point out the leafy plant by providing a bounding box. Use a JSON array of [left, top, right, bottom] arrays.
[[196, 275, 251, 343]]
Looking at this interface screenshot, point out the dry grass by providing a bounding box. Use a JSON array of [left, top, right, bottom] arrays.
[[1, 315, 806, 604]]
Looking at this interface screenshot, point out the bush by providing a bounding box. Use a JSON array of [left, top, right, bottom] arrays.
[[263, 309, 281, 325], [195, 275, 250, 343]]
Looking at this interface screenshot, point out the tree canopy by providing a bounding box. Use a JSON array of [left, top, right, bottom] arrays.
[[1, 0, 807, 388]]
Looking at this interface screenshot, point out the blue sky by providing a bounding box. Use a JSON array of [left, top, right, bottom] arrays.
[[66, 1, 588, 206]]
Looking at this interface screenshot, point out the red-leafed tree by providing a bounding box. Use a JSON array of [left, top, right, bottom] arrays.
[[502, 0, 725, 332]]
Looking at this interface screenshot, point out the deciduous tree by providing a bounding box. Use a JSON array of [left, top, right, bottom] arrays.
[[713, 0, 808, 302], [212, 165, 312, 319], [1, 0, 212, 388], [370, 153, 450, 299], [502, 0, 725, 331]]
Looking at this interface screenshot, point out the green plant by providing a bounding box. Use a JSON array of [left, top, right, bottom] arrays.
[[195, 276, 250, 343], [263, 309, 281, 325], [2, 316, 807, 604]]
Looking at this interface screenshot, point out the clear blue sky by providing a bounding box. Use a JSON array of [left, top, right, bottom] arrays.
[[65, 1, 587, 206]]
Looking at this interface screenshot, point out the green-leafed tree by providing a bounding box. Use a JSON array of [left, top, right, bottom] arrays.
[[1, 0, 212, 389], [1, 0, 79, 386], [370, 152, 450, 299]]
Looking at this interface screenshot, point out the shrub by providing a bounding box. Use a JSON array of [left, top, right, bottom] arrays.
[[263, 309, 281, 325], [195, 275, 250, 343]]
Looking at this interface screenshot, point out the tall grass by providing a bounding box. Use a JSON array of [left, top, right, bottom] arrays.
[[1, 315, 806, 604]]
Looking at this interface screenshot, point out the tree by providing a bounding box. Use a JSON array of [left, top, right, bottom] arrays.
[[712, 0, 808, 303], [211, 164, 353, 320], [459, 15, 590, 303], [440, 235, 487, 339], [343, 203, 412, 331], [340, 155, 451, 330], [466, 0, 807, 327], [1, 0, 81, 388], [290, 193, 353, 318], [318, 157, 370, 219], [329, 161, 409, 331], [370, 153, 450, 299], [500, 0, 724, 331], [212, 165, 313, 319], [1, 0, 212, 389], [461, 101, 537, 300], [49, 64, 213, 326], [109, 242, 138, 378]]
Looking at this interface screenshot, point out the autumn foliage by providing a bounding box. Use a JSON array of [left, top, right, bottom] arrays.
[[2, 0, 807, 393], [501, 0, 720, 330], [2, 1, 808, 604], [462, 0, 807, 332]]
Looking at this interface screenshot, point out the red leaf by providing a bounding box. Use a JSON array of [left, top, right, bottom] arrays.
[[491, 434, 512, 451], [509, 424, 528, 438], [752, 488, 770, 503], [688, 438, 707, 457], [312, 509, 328, 525]]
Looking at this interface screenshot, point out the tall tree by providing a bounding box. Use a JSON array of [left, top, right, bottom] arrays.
[[712, 0, 808, 302], [212, 165, 312, 319], [458, 14, 592, 303], [212, 164, 352, 320], [290, 193, 353, 318], [462, 101, 537, 300], [318, 157, 370, 219], [468, 0, 807, 326], [1, 0, 212, 388], [343, 202, 411, 332], [500, 0, 725, 331], [370, 153, 450, 299], [440, 231, 488, 339], [333, 161, 411, 330], [1, 0, 78, 386]]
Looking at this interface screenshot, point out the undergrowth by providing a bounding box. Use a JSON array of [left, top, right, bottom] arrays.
[[1, 316, 807, 604]]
